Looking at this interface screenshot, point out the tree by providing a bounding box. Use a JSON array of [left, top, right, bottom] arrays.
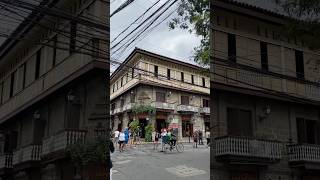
[[275, 0, 320, 50], [168, 0, 209, 67]]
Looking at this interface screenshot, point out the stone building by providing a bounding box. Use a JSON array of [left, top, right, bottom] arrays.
[[0, 0, 109, 179], [110, 48, 210, 139], [211, 1, 320, 180]]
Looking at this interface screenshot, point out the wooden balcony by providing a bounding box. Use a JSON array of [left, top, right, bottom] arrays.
[[176, 105, 199, 113], [12, 145, 42, 165], [151, 102, 175, 111], [214, 136, 282, 164], [0, 154, 13, 169], [42, 129, 87, 157], [288, 144, 320, 169]]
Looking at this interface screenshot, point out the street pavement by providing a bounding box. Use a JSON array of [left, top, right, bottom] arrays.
[[111, 143, 209, 180]]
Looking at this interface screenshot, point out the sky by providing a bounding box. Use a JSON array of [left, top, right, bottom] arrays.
[[110, 0, 202, 73]]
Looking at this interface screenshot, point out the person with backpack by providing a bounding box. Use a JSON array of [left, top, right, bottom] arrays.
[[108, 139, 115, 180]]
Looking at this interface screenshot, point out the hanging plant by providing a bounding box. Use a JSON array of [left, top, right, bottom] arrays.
[[132, 104, 156, 115]]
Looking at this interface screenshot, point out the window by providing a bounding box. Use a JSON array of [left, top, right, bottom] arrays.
[[116, 81, 119, 90], [295, 50, 304, 79], [70, 21, 77, 53], [111, 103, 115, 110], [132, 69, 134, 78], [191, 75, 194, 84], [228, 34, 236, 62], [216, 16, 220, 25], [52, 35, 57, 67], [156, 92, 166, 102], [203, 99, 209, 107], [120, 98, 124, 107], [227, 108, 252, 137], [22, 63, 26, 88], [121, 77, 123, 87], [154, 65, 158, 77], [265, 28, 268, 38], [9, 72, 15, 98], [126, 73, 129, 82], [130, 93, 135, 103], [167, 69, 171, 80], [260, 42, 268, 71], [181, 72, 184, 82], [35, 50, 41, 79], [233, 19, 237, 30], [225, 17, 229, 27], [202, 77, 206, 87], [112, 84, 115, 93], [181, 96, 189, 105], [296, 118, 319, 144]]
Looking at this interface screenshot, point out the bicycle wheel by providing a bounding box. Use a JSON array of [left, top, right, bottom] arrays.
[[176, 142, 184, 153]]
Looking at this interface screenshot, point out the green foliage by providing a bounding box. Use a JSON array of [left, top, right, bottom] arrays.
[[132, 104, 156, 115], [129, 119, 140, 136], [66, 136, 109, 166], [274, 0, 320, 49], [144, 124, 154, 142], [168, 0, 209, 66]]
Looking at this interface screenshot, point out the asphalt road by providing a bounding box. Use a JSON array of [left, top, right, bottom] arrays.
[[110, 144, 210, 180]]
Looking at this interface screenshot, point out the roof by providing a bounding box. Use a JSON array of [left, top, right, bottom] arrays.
[[110, 48, 204, 80]]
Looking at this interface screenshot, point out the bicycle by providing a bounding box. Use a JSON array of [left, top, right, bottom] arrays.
[[162, 140, 184, 153]]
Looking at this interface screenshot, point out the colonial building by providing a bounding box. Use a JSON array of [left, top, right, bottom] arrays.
[[110, 48, 210, 139], [211, 1, 320, 180], [0, 0, 109, 179]]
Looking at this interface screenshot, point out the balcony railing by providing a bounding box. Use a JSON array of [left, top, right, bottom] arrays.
[[212, 65, 320, 102], [0, 154, 13, 169], [176, 105, 199, 113], [215, 136, 282, 162], [200, 107, 210, 114], [288, 144, 320, 163], [13, 145, 42, 165], [42, 129, 87, 156], [123, 103, 134, 111], [151, 102, 175, 110]]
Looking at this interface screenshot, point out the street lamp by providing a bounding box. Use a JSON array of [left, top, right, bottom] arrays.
[[259, 105, 271, 121]]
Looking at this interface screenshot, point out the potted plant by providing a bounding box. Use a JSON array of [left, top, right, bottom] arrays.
[[144, 124, 154, 142], [66, 136, 111, 179]]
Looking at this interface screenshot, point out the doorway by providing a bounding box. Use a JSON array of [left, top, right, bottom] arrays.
[[139, 119, 147, 138], [156, 119, 166, 133], [182, 121, 193, 137]]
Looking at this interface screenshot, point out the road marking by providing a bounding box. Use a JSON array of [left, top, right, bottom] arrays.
[[114, 159, 132, 165], [166, 165, 206, 177]]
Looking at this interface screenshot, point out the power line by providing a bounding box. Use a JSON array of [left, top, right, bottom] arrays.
[[111, 0, 161, 43], [111, 0, 135, 17]]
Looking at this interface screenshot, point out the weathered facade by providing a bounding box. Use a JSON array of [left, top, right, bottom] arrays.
[[211, 1, 320, 180], [0, 0, 109, 179], [110, 48, 210, 139]]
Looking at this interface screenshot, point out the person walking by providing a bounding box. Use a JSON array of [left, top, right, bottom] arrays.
[[108, 139, 115, 180], [113, 129, 120, 149], [205, 129, 210, 147], [129, 128, 134, 148], [124, 128, 129, 150], [152, 129, 157, 150], [193, 129, 199, 148], [199, 130, 203, 145], [118, 129, 126, 152]]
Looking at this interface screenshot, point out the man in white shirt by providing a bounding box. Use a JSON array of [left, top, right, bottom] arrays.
[[114, 129, 120, 149]]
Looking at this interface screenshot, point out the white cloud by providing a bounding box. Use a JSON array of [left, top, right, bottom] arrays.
[[110, 0, 201, 66]]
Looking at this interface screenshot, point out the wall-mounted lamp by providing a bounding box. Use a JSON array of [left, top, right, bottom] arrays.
[[33, 110, 40, 119], [259, 105, 271, 121], [130, 90, 134, 94], [67, 90, 75, 102], [167, 91, 172, 96], [191, 95, 196, 100]]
